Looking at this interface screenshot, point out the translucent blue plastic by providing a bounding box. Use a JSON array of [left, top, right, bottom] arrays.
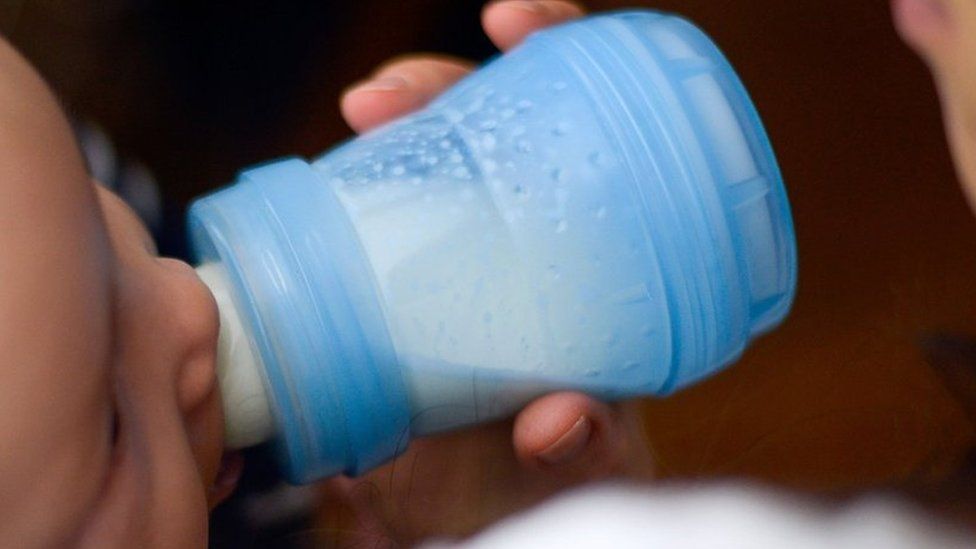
[[188, 10, 797, 483]]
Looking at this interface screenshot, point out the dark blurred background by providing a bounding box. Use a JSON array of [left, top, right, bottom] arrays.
[[6, 0, 976, 546]]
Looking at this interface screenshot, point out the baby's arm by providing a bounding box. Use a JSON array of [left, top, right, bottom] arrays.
[[0, 38, 116, 546]]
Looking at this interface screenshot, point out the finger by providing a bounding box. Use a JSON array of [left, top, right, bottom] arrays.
[[341, 55, 474, 133], [512, 392, 625, 478], [317, 476, 395, 546], [482, 0, 586, 52], [892, 0, 953, 70]]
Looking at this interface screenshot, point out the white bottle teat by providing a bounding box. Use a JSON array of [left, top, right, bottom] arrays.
[[196, 263, 275, 449]]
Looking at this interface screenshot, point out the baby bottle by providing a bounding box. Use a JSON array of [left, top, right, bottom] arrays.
[[189, 10, 798, 483]]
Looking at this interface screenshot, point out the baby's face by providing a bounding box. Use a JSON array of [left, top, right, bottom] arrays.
[[894, 0, 976, 209], [0, 40, 230, 546]]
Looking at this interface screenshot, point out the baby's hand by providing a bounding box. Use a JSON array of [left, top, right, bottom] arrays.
[[317, 2, 656, 545]]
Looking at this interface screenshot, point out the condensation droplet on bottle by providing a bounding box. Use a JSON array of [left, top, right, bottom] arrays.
[[372, 162, 384, 172], [466, 97, 485, 113], [583, 369, 600, 377], [483, 159, 498, 174], [452, 166, 471, 179], [551, 121, 571, 136], [623, 361, 640, 371], [481, 133, 497, 151], [444, 109, 463, 124], [555, 187, 568, 207], [391, 164, 406, 176], [552, 81, 567, 92], [448, 152, 463, 164], [423, 155, 439, 166], [603, 332, 618, 346], [550, 168, 564, 182], [410, 176, 423, 186], [595, 206, 607, 220], [640, 325, 654, 338], [511, 125, 526, 137], [439, 139, 452, 149], [479, 119, 497, 131], [516, 140, 533, 154], [482, 312, 493, 323], [516, 99, 533, 112], [588, 151, 605, 166], [555, 220, 568, 233], [499, 108, 515, 120]]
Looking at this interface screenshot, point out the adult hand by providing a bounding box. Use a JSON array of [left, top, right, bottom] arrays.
[[317, 2, 656, 546]]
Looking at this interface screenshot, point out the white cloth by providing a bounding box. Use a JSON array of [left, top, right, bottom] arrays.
[[426, 482, 975, 549]]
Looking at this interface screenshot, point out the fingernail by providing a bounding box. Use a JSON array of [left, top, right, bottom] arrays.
[[353, 75, 408, 93], [506, 0, 550, 15], [538, 416, 591, 466]]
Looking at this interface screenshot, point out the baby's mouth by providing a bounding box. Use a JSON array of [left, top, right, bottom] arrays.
[[210, 451, 244, 507]]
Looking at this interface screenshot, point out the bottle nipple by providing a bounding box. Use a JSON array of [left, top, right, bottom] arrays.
[[196, 263, 275, 449]]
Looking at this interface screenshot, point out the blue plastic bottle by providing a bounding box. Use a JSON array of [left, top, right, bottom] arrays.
[[188, 10, 798, 484]]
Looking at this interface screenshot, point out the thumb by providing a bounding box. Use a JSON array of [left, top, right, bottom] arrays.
[[512, 392, 628, 479]]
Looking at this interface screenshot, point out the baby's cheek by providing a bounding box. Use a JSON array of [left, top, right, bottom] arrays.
[[185, 388, 225, 491]]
